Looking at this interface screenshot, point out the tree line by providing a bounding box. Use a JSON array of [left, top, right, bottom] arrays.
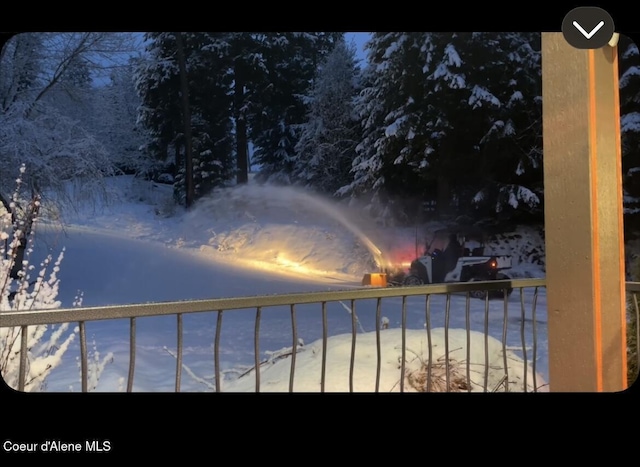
[[1, 32, 639, 230]]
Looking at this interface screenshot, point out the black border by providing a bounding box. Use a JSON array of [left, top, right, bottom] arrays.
[[0, 3, 637, 34], [1, 386, 638, 458], [2, 2, 640, 458]]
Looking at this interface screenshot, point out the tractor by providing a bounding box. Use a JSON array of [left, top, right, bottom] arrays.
[[390, 227, 513, 299]]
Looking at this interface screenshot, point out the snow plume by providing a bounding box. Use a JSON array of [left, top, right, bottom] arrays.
[[181, 183, 384, 281]]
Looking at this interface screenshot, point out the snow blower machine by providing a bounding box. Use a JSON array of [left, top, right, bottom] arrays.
[[375, 227, 513, 299]]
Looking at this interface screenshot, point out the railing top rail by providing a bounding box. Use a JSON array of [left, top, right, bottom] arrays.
[[0, 278, 547, 327], [626, 281, 640, 292]]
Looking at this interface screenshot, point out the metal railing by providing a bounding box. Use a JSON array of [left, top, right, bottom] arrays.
[[1, 278, 554, 393]]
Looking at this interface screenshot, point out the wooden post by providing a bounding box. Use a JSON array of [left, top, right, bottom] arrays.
[[542, 33, 626, 391]]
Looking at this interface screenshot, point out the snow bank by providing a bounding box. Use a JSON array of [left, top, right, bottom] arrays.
[[224, 328, 548, 392]]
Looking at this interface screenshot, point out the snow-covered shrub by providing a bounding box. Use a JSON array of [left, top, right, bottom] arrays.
[[75, 338, 114, 392], [0, 169, 76, 390], [0, 166, 109, 391]]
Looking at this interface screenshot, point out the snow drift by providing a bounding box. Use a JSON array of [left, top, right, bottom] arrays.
[[224, 328, 548, 392]]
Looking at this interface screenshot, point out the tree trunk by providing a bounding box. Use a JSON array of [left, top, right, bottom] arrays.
[[175, 32, 194, 209], [234, 60, 249, 184], [174, 144, 180, 172], [436, 172, 451, 219], [1, 192, 40, 280]]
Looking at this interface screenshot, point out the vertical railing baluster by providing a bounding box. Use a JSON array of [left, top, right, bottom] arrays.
[[214, 310, 223, 393], [375, 298, 382, 393], [79, 321, 88, 392], [349, 299, 356, 393], [502, 288, 510, 393], [321, 302, 327, 393], [532, 287, 539, 392], [175, 313, 183, 392], [444, 293, 451, 392], [127, 317, 136, 392], [426, 294, 433, 393], [289, 304, 298, 393], [0, 280, 553, 394], [519, 288, 528, 393], [483, 292, 490, 393], [254, 307, 262, 393], [400, 295, 407, 392], [465, 293, 471, 392], [18, 325, 28, 392]]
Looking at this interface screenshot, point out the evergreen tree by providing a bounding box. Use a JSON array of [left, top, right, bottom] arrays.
[[619, 35, 640, 226], [90, 59, 150, 175], [293, 37, 362, 195], [135, 32, 183, 179], [342, 32, 542, 224], [135, 32, 342, 199], [135, 32, 234, 205], [223, 33, 271, 184], [456, 33, 542, 223], [344, 33, 434, 221], [250, 32, 342, 183], [188, 32, 275, 185]]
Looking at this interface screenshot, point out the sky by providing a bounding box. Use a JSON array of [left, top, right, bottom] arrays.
[[345, 32, 370, 64], [1, 175, 548, 392]]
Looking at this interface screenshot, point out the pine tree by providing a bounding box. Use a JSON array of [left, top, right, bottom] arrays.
[[223, 33, 271, 184], [344, 32, 454, 221], [249, 33, 342, 183], [457, 33, 543, 223], [293, 37, 362, 195], [342, 32, 542, 224], [135, 32, 342, 198], [339, 33, 420, 222], [619, 35, 640, 227], [90, 59, 150, 175], [135, 32, 234, 205]]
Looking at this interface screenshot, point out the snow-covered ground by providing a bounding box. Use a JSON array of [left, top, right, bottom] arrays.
[[50, 175, 546, 283], [4, 175, 548, 392]]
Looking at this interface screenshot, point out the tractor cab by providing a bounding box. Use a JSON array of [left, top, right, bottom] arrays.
[[425, 228, 486, 257], [402, 227, 513, 298]]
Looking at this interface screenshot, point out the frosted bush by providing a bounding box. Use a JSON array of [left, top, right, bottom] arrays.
[[0, 166, 108, 391]]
